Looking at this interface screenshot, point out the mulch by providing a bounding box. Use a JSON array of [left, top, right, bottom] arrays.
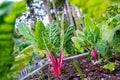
[[25, 54, 120, 80]]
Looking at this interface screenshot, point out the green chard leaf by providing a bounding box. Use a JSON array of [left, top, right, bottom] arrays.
[[64, 24, 75, 54]]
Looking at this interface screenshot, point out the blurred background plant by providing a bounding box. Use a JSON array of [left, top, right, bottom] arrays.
[[0, 1, 26, 79], [69, 0, 120, 73], [70, 0, 120, 57]]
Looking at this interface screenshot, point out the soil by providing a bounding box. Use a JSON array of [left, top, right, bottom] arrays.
[[25, 54, 120, 80]]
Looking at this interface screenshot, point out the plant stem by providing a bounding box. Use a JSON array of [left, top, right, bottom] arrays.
[[60, 14, 64, 52], [73, 59, 84, 80]]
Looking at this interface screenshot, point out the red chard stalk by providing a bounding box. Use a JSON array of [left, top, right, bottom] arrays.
[[49, 51, 64, 77], [91, 48, 99, 58]]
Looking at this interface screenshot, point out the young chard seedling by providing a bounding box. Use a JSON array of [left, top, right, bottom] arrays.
[[73, 59, 84, 80], [103, 62, 116, 72], [39, 71, 45, 80]]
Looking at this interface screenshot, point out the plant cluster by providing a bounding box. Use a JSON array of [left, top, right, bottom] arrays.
[[16, 14, 75, 76], [70, 0, 120, 73], [1, 0, 120, 79]]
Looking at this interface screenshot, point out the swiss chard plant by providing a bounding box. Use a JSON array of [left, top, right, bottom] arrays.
[[72, 16, 102, 54], [34, 15, 75, 76], [34, 18, 75, 56], [103, 62, 116, 72], [17, 14, 75, 76]]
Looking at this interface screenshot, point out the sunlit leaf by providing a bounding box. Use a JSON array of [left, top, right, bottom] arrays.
[[69, 0, 110, 19], [18, 22, 34, 42]]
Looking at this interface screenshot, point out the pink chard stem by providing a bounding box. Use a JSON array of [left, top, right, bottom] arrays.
[[49, 52, 64, 77]]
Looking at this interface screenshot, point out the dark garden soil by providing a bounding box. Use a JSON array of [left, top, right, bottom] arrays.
[[26, 54, 120, 80]]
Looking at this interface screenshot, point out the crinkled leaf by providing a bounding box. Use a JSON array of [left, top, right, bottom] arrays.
[[96, 40, 107, 57], [18, 22, 34, 41], [64, 24, 75, 54]]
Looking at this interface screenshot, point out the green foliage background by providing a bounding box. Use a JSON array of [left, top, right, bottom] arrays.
[[69, 0, 110, 19], [69, 0, 120, 20], [0, 1, 26, 79]]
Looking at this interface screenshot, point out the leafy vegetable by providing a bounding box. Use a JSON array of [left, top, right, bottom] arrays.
[[64, 24, 75, 54], [96, 40, 107, 57], [34, 19, 74, 55], [18, 22, 34, 43], [34, 21, 60, 54], [47, 21, 60, 53], [34, 21, 46, 50], [103, 62, 116, 72], [72, 16, 101, 53]]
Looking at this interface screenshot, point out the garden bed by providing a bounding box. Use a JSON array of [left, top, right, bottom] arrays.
[[22, 53, 120, 80]]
